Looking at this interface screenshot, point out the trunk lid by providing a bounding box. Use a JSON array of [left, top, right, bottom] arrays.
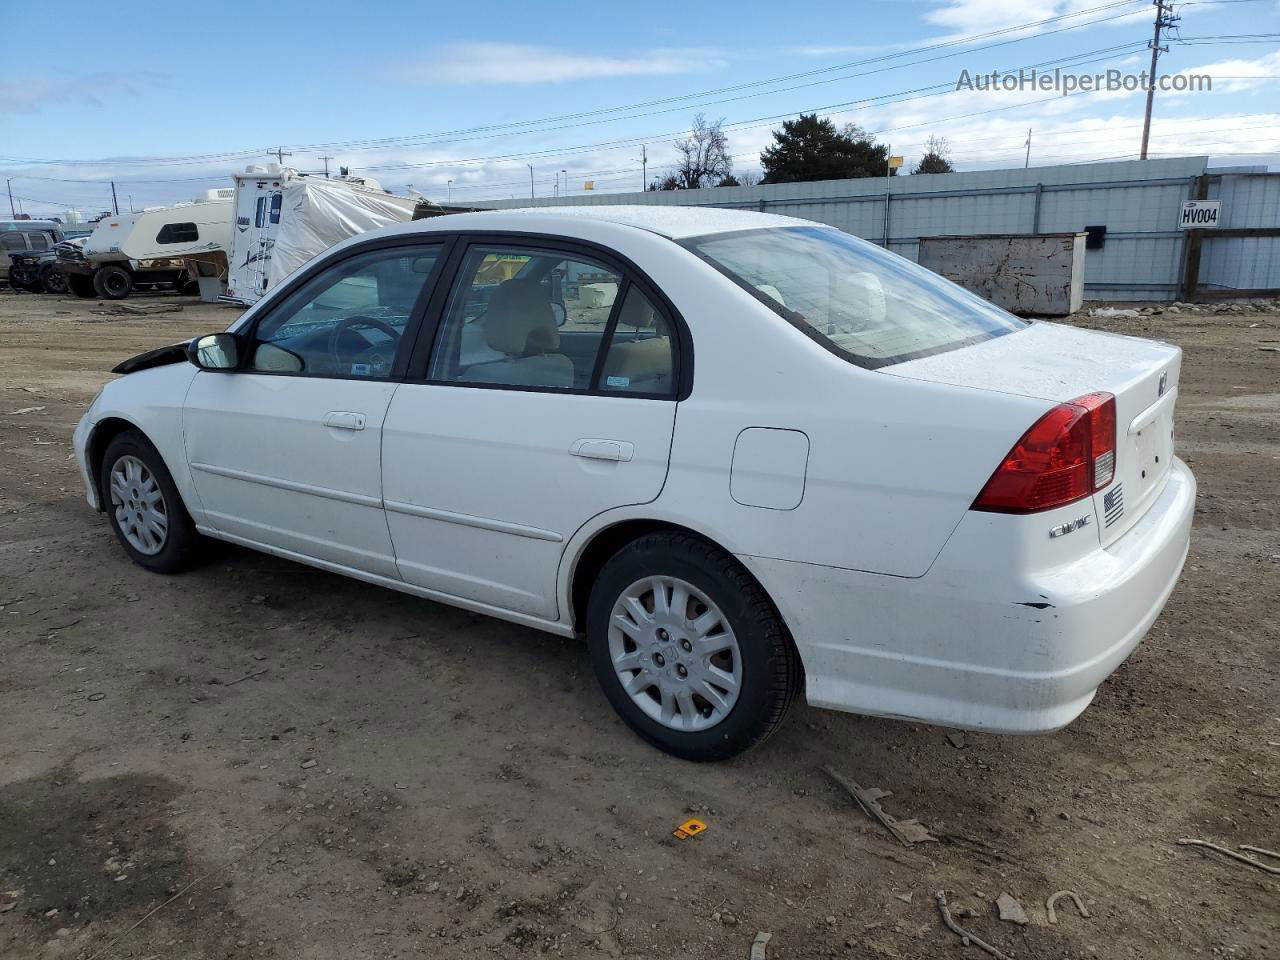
[[882, 321, 1181, 545]]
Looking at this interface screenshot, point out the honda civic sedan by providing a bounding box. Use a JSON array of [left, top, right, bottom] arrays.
[[72, 206, 1194, 760]]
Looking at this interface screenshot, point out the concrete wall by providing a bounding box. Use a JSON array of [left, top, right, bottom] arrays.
[[475, 157, 1279, 302], [917, 233, 1086, 315]]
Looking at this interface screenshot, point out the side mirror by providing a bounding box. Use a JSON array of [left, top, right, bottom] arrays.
[[550, 302, 567, 327], [189, 333, 241, 371]]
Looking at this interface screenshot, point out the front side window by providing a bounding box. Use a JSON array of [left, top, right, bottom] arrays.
[[429, 245, 623, 390], [156, 222, 199, 244], [684, 226, 1025, 368], [247, 244, 441, 378]]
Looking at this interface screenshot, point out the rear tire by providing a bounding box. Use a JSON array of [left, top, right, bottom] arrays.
[[68, 273, 96, 298], [586, 532, 801, 761], [100, 429, 202, 573], [94, 264, 133, 300], [40, 265, 68, 295]]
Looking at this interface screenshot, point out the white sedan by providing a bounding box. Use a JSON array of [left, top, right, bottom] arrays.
[[73, 206, 1194, 760]]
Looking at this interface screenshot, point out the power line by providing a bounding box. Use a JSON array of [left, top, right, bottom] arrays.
[[0, 1, 1149, 168]]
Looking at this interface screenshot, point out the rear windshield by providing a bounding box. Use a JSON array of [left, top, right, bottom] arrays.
[[683, 225, 1025, 368]]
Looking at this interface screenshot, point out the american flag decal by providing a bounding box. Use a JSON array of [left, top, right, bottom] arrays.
[[1103, 484, 1125, 527]]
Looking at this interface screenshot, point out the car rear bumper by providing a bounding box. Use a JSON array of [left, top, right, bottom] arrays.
[[740, 457, 1195, 734]]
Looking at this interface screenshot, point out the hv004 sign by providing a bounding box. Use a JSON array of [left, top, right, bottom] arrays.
[[1179, 200, 1222, 229]]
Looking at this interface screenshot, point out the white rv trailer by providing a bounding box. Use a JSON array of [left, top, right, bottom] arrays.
[[64, 189, 233, 299], [225, 166, 418, 305]]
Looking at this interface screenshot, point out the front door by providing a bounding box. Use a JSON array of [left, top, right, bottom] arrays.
[[382, 240, 682, 621], [184, 240, 446, 577]]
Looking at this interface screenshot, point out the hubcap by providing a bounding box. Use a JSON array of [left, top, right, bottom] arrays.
[[607, 576, 742, 732], [109, 455, 168, 555]]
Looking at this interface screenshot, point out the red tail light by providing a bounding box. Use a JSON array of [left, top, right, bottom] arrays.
[[973, 392, 1116, 514]]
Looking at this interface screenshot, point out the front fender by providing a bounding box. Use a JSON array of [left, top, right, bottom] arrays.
[[82, 363, 205, 524]]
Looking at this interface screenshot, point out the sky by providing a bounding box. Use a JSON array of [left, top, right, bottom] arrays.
[[2, 0, 1278, 219]]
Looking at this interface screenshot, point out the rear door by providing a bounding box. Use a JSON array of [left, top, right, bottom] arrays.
[[184, 239, 448, 576], [381, 237, 683, 620]]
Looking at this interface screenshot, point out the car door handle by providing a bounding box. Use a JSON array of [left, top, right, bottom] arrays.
[[323, 411, 366, 431], [569, 438, 634, 462]]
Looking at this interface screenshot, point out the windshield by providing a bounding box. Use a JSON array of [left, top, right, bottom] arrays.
[[684, 225, 1025, 368]]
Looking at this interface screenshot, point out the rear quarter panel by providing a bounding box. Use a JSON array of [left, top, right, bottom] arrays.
[[640, 258, 1051, 578]]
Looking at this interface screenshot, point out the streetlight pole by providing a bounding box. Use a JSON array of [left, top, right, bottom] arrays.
[[447, 179, 453, 202], [561, 170, 568, 197]]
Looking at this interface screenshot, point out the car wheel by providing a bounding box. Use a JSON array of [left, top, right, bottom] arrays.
[[94, 265, 133, 300], [40, 265, 68, 295], [100, 430, 202, 573], [586, 532, 801, 761], [68, 273, 96, 298]]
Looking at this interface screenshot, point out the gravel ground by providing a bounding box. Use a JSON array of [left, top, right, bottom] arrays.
[[0, 288, 1276, 960]]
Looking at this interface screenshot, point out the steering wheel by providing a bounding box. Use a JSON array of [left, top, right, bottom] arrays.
[[327, 315, 401, 372]]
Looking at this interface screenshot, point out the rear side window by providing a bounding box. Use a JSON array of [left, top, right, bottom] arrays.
[[684, 226, 1025, 368], [599, 286, 675, 395], [26, 232, 52, 251], [0, 232, 25, 251], [156, 222, 199, 244], [429, 245, 622, 390], [426, 243, 678, 397]]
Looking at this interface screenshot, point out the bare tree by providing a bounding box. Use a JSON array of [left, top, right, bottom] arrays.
[[671, 114, 732, 189], [911, 134, 955, 175]]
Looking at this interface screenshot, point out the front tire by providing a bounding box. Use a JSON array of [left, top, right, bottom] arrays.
[[94, 264, 133, 300], [40, 265, 69, 295], [100, 430, 201, 573], [586, 532, 800, 761]]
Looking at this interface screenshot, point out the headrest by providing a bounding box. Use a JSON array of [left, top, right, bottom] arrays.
[[616, 289, 657, 329], [483, 278, 558, 355]]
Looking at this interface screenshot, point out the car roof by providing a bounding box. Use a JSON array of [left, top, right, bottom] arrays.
[[423, 204, 821, 240]]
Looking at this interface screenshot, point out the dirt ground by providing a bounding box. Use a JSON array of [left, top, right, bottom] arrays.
[[0, 288, 1276, 960]]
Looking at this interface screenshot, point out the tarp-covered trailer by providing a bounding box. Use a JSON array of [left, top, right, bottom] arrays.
[[225, 166, 418, 305]]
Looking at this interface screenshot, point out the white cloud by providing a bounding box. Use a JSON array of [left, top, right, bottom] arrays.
[[0, 72, 152, 114], [923, 0, 1148, 41], [396, 44, 725, 86], [1170, 50, 1280, 96]]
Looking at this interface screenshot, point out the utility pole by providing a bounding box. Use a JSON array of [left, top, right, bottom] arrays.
[[5, 178, 13, 217], [1140, 0, 1179, 160], [636, 145, 647, 190], [528, 164, 535, 199], [110, 181, 119, 216], [128, 195, 134, 212], [1025, 128, 1032, 168], [272, 147, 293, 166], [447, 179, 453, 202], [319, 155, 334, 178]]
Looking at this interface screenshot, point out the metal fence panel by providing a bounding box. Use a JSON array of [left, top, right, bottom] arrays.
[[476, 157, 1280, 301]]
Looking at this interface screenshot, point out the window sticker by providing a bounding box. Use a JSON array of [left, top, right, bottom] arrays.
[[349, 363, 372, 376], [606, 375, 630, 388]]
